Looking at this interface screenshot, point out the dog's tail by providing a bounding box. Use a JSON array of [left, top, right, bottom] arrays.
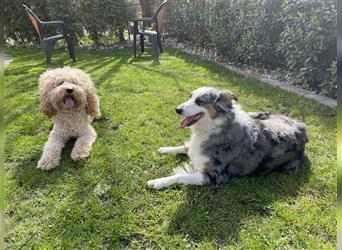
[[173, 162, 197, 175]]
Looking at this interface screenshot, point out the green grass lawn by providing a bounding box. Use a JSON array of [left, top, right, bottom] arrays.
[[5, 47, 336, 249]]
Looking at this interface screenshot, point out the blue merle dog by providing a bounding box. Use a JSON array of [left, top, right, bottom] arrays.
[[147, 87, 308, 189]]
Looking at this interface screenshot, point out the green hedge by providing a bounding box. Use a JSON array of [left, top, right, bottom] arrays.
[[166, 0, 336, 97], [278, 0, 336, 94], [4, 0, 336, 97], [4, 0, 129, 46]]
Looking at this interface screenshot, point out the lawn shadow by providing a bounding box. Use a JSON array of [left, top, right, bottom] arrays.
[[10, 139, 88, 190], [129, 63, 187, 92], [129, 48, 161, 64], [74, 49, 132, 87], [168, 156, 311, 245]]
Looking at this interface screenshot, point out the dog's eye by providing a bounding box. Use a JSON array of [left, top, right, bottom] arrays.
[[58, 82, 64, 86]]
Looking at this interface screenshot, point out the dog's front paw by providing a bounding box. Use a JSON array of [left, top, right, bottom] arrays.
[[70, 148, 90, 161], [37, 157, 59, 171], [147, 178, 170, 189]]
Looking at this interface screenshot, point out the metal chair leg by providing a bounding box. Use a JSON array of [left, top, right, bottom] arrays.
[[133, 33, 137, 57], [151, 35, 160, 62], [140, 34, 145, 53], [43, 41, 53, 64], [133, 22, 138, 58], [157, 35, 163, 53], [66, 36, 76, 62]]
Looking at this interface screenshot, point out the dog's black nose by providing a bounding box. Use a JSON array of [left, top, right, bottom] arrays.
[[66, 88, 73, 94], [175, 108, 183, 115]]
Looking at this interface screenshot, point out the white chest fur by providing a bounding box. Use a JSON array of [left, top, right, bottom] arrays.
[[52, 110, 92, 138], [187, 133, 209, 171], [187, 117, 223, 171]]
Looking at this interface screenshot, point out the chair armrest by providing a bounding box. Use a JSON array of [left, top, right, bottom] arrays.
[[41, 21, 65, 28], [130, 17, 156, 23], [41, 21, 66, 35]]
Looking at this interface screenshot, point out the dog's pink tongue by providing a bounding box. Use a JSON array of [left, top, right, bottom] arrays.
[[64, 97, 75, 107], [179, 117, 193, 128]]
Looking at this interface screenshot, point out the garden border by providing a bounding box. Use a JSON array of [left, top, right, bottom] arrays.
[[171, 47, 336, 108], [221, 63, 337, 108]]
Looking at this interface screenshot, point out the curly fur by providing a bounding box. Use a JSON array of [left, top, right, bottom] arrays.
[[37, 67, 101, 170]]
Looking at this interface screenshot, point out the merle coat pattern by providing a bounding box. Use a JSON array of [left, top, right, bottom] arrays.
[[147, 87, 308, 189]]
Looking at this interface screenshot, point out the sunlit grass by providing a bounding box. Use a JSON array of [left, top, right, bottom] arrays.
[[4, 47, 336, 249]]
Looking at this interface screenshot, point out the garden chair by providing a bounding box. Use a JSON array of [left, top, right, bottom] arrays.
[[131, 0, 168, 61], [23, 4, 76, 64]]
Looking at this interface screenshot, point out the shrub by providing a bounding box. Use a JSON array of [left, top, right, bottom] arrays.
[[80, 0, 129, 45], [165, 0, 336, 97], [44, 0, 84, 44], [4, 0, 48, 45], [207, 0, 283, 65], [4, 0, 129, 46], [277, 0, 336, 95], [172, 0, 210, 47], [4, 0, 337, 97]]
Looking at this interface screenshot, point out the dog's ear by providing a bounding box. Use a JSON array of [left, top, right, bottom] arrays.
[[215, 90, 238, 112], [85, 83, 101, 119], [39, 71, 57, 118], [75, 69, 101, 119], [40, 92, 56, 118]]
